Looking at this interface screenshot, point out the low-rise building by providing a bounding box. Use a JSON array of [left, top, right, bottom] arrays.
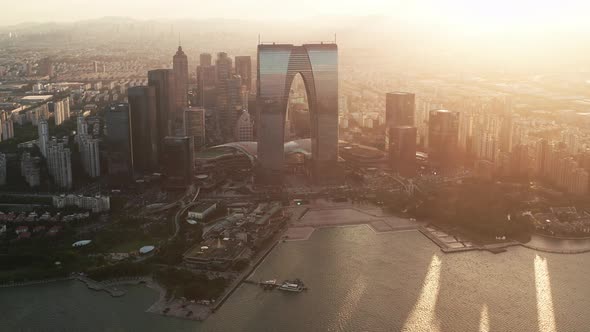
[[52, 194, 110, 213]]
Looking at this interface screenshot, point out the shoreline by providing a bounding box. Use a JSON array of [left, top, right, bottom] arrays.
[[3, 208, 590, 324]]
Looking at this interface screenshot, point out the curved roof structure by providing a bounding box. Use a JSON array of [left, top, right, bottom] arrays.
[[196, 139, 313, 161]]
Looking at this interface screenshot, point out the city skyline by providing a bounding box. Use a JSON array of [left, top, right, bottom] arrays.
[[2, 3, 590, 330]]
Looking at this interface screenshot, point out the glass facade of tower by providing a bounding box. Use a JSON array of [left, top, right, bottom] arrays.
[[428, 109, 460, 170], [105, 103, 133, 177], [257, 43, 338, 183]]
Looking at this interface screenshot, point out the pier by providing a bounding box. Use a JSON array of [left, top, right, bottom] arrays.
[[243, 279, 308, 292]]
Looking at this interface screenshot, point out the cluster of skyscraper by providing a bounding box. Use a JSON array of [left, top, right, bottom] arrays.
[[102, 46, 256, 187], [196, 52, 252, 142], [385, 92, 462, 176]]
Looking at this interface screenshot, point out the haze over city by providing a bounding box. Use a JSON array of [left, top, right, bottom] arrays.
[[1, 1, 590, 331]]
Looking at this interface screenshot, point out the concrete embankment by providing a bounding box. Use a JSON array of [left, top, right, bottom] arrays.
[[212, 237, 281, 313], [0, 276, 74, 288]]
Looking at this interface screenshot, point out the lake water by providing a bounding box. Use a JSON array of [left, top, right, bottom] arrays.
[[1, 226, 589, 331]]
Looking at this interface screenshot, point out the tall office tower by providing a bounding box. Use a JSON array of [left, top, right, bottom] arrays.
[[148, 69, 176, 143], [215, 52, 233, 83], [128, 86, 159, 174], [234, 56, 252, 91], [197, 65, 216, 108], [161, 136, 194, 188], [215, 52, 234, 139], [173, 45, 189, 110], [389, 126, 417, 177], [257, 43, 339, 184], [200, 53, 212, 66], [47, 140, 72, 189], [37, 119, 49, 157], [184, 107, 206, 150], [80, 137, 101, 178], [197, 52, 214, 107], [428, 110, 460, 170], [105, 103, 133, 177], [218, 75, 243, 141], [20, 152, 41, 187], [234, 110, 253, 141], [0, 153, 6, 186], [93, 61, 99, 73], [386, 92, 415, 165], [386, 92, 415, 128]]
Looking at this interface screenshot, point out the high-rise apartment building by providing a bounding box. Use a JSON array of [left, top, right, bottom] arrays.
[[535, 139, 550, 176], [128, 86, 159, 173], [76, 116, 88, 145], [80, 137, 101, 178], [37, 119, 49, 157], [0, 111, 14, 141], [47, 139, 72, 189], [51, 98, 71, 126], [0, 153, 6, 186], [20, 152, 41, 187]]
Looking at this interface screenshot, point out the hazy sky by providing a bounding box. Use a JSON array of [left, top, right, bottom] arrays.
[[2, 0, 589, 28]]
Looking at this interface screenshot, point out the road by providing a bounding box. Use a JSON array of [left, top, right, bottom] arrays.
[[170, 187, 201, 241]]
